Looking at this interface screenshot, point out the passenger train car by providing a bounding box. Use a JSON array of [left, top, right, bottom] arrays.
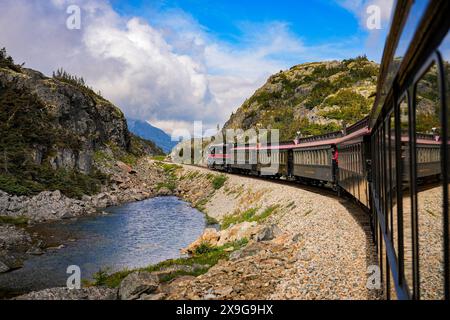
[[207, 0, 449, 300]]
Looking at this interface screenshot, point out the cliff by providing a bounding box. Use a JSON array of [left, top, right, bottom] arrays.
[[0, 49, 163, 199]]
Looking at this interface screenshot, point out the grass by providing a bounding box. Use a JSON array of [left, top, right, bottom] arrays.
[[151, 155, 166, 161], [212, 175, 228, 190], [156, 181, 176, 192], [194, 197, 219, 226], [90, 238, 249, 288], [0, 215, 29, 226], [221, 205, 279, 229], [154, 162, 182, 192], [205, 214, 219, 226]]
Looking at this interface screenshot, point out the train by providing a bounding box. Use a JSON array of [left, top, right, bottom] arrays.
[[207, 0, 450, 300]]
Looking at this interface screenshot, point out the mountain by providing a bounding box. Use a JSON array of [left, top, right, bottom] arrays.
[[0, 48, 163, 199], [223, 56, 379, 141], [127, 119, 177, 154]]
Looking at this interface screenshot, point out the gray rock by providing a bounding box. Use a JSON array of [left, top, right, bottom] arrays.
[[229, 242, 264, 261], [0, 253, 24, 271], [0, 190, 97, 222], [139, 293, 166, 300], [0, 66, 132, 175], [26, 246, 44, 255], [15, 287, 118, 300], [292, 233, 303, 243], [118, 271, 159, 300], [255, 224, 282, 242], [0, 260, 10, 273]]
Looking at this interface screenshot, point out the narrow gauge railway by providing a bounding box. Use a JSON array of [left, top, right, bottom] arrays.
[[207, 0, 450, 300]]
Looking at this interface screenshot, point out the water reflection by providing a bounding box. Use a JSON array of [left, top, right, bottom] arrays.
[[0, 197, 205, 295]]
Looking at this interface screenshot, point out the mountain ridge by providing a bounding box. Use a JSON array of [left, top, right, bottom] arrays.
[[127, 119, 177, 154]]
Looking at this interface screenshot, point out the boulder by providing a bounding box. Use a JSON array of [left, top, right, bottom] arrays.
[[139, 293, 166, 300], [0, 260, 10, 273], [229, 242, 265, 261], [217, 221, 258, 246], [15, 287, 118, 300], [254, 224, 282, 242], [116, 161, 133, 174], [183, 228, 220, 253], [118, 271, 159, 300]]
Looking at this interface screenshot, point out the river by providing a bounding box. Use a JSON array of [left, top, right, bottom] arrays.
[[0, 196, 205, 297]]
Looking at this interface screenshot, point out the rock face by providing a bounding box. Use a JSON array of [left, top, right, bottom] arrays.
[[118, 271, 159, 300], [0, 67, 130, 174]]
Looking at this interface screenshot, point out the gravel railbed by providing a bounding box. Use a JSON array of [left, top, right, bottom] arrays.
[[168, 165, 382, 300]]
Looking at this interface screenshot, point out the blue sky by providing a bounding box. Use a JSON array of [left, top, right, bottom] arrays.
[[110, 0, 364, 47], [0, 0, 393, 134]]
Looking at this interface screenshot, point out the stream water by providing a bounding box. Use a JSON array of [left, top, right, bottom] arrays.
[[0, 196, 205, 297]]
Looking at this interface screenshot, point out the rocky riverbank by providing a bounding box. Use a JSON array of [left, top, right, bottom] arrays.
[[0, 157, 171, 275], [11, 163, 382, 300]]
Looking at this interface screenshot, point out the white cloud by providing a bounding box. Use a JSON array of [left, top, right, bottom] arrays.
[[0, 0, 366, 135], [337, 0, 394, 27], [335, 0, 395, 61]]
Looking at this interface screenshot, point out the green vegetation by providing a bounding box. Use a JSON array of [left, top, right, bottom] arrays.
[[97, 135, 163, 168], [204, 215, 219, 226], [0, 85, 108, 198], [0, 48, 163, 199], [224, 56, 379, 140], [221, 205, 279, 229], [91, 238, 249, 288], [0, 215, 29, 226], [212, 174, 227, 190], [318, 89, 372, 123], [0, 47, 23, 72], [151, 155, 167, 161], [52, 68, 107, 102], [154, 162, 181, 192]]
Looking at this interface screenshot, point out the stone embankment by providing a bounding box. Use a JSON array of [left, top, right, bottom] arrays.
[[13, 163, 381, 300]]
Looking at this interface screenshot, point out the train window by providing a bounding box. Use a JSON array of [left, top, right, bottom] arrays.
[[390, 112, 399, 258], [384, 118, 391, 234], [439, 32, 450, 301], [380, 127, 386, 221], [399, 95, 414, 297], [414, 63, 444, 299], [380, 225, 388, 299]]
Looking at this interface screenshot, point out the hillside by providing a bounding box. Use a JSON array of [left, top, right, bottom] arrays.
[[127, 119, 177, 154], [0, 49, 163, 199], [223, 56, 379, 141]]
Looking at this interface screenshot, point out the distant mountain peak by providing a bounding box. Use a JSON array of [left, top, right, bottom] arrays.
[[127, 118, 177, 154]]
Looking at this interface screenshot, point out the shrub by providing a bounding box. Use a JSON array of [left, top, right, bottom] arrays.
[[0, 215, 29, 226], [212, 175, 227, 190], [194, 242, 214, 255]]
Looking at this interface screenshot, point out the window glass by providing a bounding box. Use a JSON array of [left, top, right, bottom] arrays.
[[415, 63, 444, 300], [438, 29, 450, 301], [400, 96, 414, 296], [390, 112, 399, 258]]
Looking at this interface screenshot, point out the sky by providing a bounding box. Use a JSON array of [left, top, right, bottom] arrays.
[[0, 0, 394, 135]]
